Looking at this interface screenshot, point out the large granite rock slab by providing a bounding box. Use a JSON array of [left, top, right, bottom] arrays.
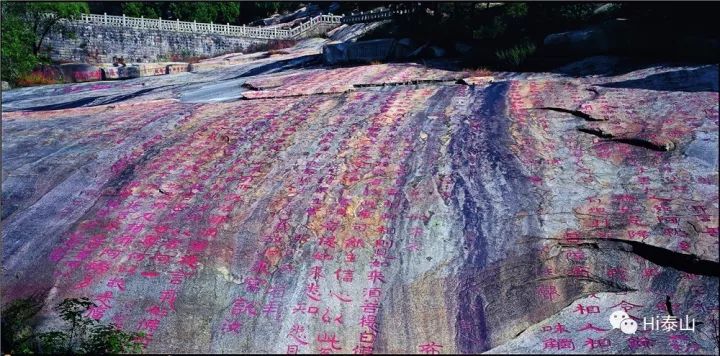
[[1, 47, 717, 354]]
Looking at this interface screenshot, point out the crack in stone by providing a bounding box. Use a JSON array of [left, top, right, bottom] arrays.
[[536, 107, 607, 121], [558, 238, 719, 277], [577, 127, 676, 152], [353, 79, 458, 88]]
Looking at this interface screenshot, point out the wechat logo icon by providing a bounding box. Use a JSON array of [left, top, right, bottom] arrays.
[[609, 310, 637, 334]]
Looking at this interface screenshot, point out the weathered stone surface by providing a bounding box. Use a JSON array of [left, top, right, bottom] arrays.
[[241, 63, 464, 99], [1, 81, 10, 91], [327, 21, 392, 43], [1, 39, 718, 355]]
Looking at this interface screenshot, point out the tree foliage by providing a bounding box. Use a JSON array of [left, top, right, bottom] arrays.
[[388, 2, 619, 69], [1, 297, 144, 354], [113, 2, 301, 25], [168, 2, 240, 24], [1, 8, 39, 85], [1, 2, 87, 84], [120, 2, 160, 19], [6, 2, 88, 55]]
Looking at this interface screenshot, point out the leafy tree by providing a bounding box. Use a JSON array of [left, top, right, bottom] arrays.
[[121, 2, 159, 18], [114, 1, 301, 25], [119, 2, 241, 24], [1, 2, 87, 84], [168, 2, 220, 23], [1, 7, 40, 85], [255, 2, 287, 16], [1, 296, 144, 354], [5, 2, 89, 56]]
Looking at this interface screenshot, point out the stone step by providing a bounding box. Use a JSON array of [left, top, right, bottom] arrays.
[[94, 62, 190, 81]]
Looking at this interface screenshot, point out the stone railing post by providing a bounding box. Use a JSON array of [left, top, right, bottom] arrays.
[[176, 18, 180, 31], [122, 14, 126, 26], [141, 15, 144, 29], [227, 22, 229, 34], [193, 20, 196, 31], [159, 16, 162, 30], [210, 21, 213, 33], [104, 12, 107, 25]]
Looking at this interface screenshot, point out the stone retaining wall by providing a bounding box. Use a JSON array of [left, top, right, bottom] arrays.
[[45, 23, 268, 63]]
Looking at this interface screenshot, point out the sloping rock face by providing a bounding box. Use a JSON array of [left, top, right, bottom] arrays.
[[327, 21, 393, 43], [322, 39, 418, 65], [2, 43, 718, 354]]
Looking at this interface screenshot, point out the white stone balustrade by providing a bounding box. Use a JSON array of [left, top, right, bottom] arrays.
[[72, 13, 344, 40]]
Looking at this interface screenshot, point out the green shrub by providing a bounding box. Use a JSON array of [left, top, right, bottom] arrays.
[[505, 3, 529, 18], [472, 16, 508, 40], [495, 40, 537, 68], [556, 3, 598, 24], [1, 296, 144, 354]]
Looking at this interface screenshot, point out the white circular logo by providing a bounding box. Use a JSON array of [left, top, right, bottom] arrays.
[[620, 318, 638, 334], [609, 310, 629, 329]]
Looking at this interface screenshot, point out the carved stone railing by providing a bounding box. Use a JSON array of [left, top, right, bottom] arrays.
[[72, 12, 344, 39], [340, 8, 415, 24]]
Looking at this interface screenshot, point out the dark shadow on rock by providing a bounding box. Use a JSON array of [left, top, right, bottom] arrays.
[[14, 96, 99, 112], [551, 56, 669, 78], [94, 87, 161, 105], [228, 54, 320, 80], [6, 85, 175, 112], [599, 66, 719, 92]]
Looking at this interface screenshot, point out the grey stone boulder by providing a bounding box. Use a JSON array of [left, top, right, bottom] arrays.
[[117, 65, 140, 79], [251, 4, 322, 26], [543, 19, 630, 56], [454, 41, 474, 55], [429, 46, 447, 57], [322, 40, 350, 64], [593, 3, 622, 15], [397, 37, 415, 48], [100, 65, 121, 80], [327, 20, 392, 42], [58, 63, 102, 83], [328, 2, 340, 13], [1, 81, 10, 91], [323, 38, 412, 64]]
